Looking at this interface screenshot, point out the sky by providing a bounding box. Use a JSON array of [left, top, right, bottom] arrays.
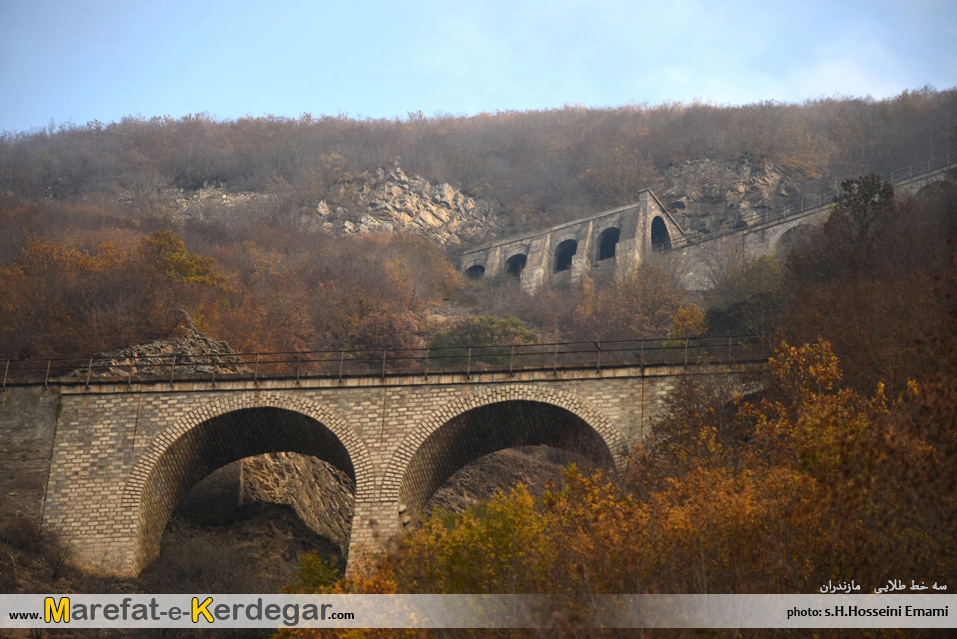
[[1, 0, 955, 134]]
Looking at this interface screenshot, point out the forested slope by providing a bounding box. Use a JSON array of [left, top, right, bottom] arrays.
[[1, 88, 954, 362]]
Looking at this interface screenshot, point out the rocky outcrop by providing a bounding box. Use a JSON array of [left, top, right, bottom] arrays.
[[160, 160, 807, 249], [72, 331, 250, 378], [164, 182, 276, 224], [305, 167, 511, 246], [240, 453, 354, 551], [162, 169, 511, 247], [426, 447, 583, 516], [662, 157, 800, 234]]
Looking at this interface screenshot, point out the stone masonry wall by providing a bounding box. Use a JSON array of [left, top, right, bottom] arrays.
[[0, 386, 60, 522], [460, 190, 686, 293], [1, 362, 756, 577]]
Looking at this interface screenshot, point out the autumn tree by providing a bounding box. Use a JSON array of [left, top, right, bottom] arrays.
[[829, 172, 895, 250], [703, 253, 785, 341], [428, 314, 538, 367], [282, 340, 956, 639], [781, 176, 953, 394], [0, 232, 229, 360], [667, 303, 707, 340], [569, 264, 681, 341], [577, 140, 659, 207]]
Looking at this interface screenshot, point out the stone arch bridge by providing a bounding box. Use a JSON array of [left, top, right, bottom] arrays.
[[460, 156, 955, 292], [0, 339, 762, 576]]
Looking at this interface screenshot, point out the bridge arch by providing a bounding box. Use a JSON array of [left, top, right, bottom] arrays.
[[651, 216, 672, 251], [555, 239, 578, 272], [774, 222, 813, 256], [120, 393, 373, 575], [597, 227, 621, 261], [383, 385, 625, 521], [463, 264, 485, 280], [505, 253, 527, 277]]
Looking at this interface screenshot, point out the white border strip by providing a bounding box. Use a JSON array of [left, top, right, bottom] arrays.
[[2, 594, 954, 629]]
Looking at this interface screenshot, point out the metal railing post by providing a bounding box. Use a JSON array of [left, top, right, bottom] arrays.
[[381, 349, 388, 379], [86, 357, 93, 387], [169, 355, 176, 385], [338, 350, 345, 380], [254, 353, 260, 383], [509, 345, 515, 375], [595, 341, 602, 373], [466, 347, 472, 379], [2, 360, 8, 390], [45, 359, 51, 388], [423, 348, 429, 379]]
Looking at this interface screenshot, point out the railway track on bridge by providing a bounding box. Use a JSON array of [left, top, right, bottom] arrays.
[[2, 335, 768, 388]]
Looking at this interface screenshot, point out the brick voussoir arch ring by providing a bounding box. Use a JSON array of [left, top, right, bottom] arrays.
[[120, 392, 373, 572], [381, 384, 626, 501]]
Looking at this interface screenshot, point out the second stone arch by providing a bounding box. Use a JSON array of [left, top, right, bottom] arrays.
[[381, 385, 627, 527]]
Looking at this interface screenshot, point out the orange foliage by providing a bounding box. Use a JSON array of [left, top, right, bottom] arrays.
[[570, 265, 680, 340], [281, 341, 957, 636], [0, 233, 226, 358]]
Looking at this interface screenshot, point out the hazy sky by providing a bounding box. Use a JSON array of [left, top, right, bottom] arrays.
[[2, 0, 955, 134]]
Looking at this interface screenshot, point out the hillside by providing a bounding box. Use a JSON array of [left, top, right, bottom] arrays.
[[2, 88, 954, 234], [3, 90, 955, 363], [2, 93, 957, 622]]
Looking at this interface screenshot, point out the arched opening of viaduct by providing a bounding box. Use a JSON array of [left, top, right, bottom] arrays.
[[386, 387, 624, 522], [554, 239, 578, 272], [123, 400, 372, 576], [505, 253, 527, 277], [597, 227, 620, 261], [651, 216, 672, 251]]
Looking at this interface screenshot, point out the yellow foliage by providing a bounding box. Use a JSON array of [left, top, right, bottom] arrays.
[[281, 340, 957, 637], [667, 303, 707, 340]]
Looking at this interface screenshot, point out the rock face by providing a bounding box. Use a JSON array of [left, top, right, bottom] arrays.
[[662, 157, 799, 234], [240, 453, 354, 551], [305, 167, 511, 246], [159, 159, 809, 250], [425, 447, 587, 516], [161, 168, 512, 247], [72, 331, 250, 378]]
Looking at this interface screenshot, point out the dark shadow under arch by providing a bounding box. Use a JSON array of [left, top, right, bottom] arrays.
[[775, 223, 812, 256], [398, 400, 614, 519], [597, 227, 620, 261], [131, 407, 356, 575], [651, 216, 671, 251], [464, 264, 485, 280], [505, 253, 527, 277], [555, 240, 578, 272]]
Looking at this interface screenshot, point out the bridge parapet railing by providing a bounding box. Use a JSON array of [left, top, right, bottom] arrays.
[[1, 336, 767, 388], [666, 153, 955, 250]]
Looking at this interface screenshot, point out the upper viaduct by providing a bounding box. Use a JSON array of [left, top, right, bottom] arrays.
[[459, 156, 955, 292], [0, 340, 760, 577]]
